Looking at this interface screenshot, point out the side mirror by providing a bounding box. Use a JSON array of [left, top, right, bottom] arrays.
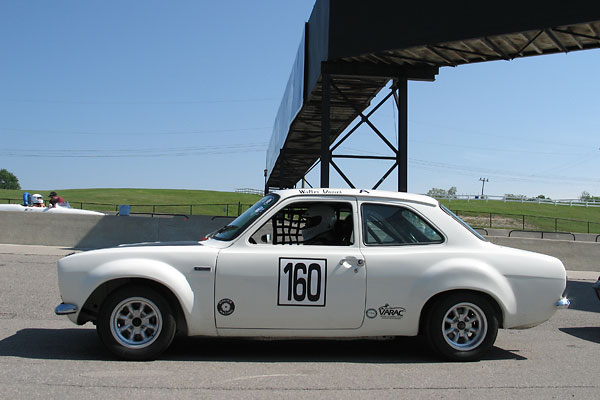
[[261, 234, 272, 244]]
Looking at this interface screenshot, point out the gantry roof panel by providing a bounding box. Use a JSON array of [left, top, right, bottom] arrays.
[[266, 0, 600, 189]]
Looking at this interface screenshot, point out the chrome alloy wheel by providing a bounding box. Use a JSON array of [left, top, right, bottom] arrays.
[[442, 302, 488, 351], [110, 297, 163, 349]]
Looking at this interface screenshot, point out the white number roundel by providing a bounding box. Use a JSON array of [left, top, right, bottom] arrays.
[[278, 258, 327, 306]]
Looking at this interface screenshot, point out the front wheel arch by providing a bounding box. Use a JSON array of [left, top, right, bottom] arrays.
[[97, 284, 176, 360], [80, 278, 188, 336]]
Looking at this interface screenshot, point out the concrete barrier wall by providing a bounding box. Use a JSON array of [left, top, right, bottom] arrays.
[[0, 211, 234, 249], [1, 211, 598, 271], [487, 236, 600, 272]]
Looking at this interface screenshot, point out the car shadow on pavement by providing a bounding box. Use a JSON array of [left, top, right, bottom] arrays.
[[166, 336, 527, 363], [559, 327, 600, 344], [0, 329, 525, 362], [564, 280, 600, 314]]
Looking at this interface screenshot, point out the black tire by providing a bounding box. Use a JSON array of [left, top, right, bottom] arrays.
[[97, 285, 176, 361], [425, 292, 499, 362]]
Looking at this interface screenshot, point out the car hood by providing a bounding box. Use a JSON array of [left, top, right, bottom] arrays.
[[59, 239, 219, 267], [118, 241, 203, 248]]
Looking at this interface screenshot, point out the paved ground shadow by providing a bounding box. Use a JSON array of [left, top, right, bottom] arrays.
[[559, 327, 600, 344], [564, 280, 600, 314], [0, 328, 104, 360]]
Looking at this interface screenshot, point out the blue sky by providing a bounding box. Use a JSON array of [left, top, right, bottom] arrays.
[[1, 1, 599, 199]]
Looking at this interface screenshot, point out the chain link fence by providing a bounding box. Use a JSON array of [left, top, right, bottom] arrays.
[[452, 209, 600, 234]]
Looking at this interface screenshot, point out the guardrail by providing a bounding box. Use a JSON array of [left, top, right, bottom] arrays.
[[0, 198, 254, 217], [508, 230, 577, 241], [474, 228, 489, 236]]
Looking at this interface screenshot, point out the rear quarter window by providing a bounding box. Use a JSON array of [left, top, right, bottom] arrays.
[[361, 203, 444, 246], [440, 204, 487, 241]]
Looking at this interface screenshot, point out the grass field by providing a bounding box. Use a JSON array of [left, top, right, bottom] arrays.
[[439, 199, 600, 233], [1, 189, 599, 232], [0, 188, 262, 216]]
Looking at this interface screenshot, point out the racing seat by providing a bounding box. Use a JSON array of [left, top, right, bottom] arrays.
[[334, 215, 354, 245]]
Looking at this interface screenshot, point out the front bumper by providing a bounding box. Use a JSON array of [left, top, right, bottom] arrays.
[[55, 303, 78, 315], [555, 297, 570, 309]]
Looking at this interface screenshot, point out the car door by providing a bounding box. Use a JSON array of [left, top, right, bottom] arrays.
[[359, 201, 446, 335], [214, 197, 366, 330]]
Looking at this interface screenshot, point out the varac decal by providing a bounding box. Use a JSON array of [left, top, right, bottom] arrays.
[[378, 304, 406, 319]]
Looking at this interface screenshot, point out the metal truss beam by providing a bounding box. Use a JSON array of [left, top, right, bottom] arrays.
[[320, 73, 331, 188], [318, 76, 409, 192], [322, 62, 438, 81]]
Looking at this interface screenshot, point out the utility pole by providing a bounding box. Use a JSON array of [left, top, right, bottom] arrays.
[[479, 177, 489, 197]]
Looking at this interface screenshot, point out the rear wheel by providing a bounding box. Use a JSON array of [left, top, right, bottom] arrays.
[[97, 285, 176, 360], [425, 293, 498, 361]]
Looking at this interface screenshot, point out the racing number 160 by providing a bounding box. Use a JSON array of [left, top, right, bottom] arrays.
[[278, 258, 326, 306]]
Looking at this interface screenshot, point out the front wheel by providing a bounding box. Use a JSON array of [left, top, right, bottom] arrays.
[[97, 285, 176, 360], [425, 293, 499, 362]]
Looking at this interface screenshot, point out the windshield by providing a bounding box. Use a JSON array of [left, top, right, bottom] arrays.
[[440, 204, 487, 241], [212, 193, 280, 241]]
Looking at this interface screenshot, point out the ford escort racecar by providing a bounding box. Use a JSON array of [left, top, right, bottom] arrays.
[[55, 189, 569, 361]]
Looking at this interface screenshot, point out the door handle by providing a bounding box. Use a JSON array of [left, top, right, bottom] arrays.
[[341, 258, 364, 271]]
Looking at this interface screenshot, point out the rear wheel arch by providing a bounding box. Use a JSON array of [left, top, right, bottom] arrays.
[[418, 289, 504, 335], [418, 289, 502, 361]]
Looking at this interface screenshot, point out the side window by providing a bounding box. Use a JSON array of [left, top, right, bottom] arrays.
[[362, 203, 443, 246], [250, 201, 354, 246]]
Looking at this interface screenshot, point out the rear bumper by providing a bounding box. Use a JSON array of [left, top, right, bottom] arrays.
[[555, 297, 570, 309]]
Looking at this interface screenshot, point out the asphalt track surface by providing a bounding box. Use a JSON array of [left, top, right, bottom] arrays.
[[0, 244, 598, 399]]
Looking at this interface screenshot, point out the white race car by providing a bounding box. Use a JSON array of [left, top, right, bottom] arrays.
[[1, 193, 103, 216], [0, 203, 104, 216], [55, 189, 569, 361]]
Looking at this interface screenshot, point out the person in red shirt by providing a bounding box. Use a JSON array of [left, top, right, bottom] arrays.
[[48, 191, 66, 208]]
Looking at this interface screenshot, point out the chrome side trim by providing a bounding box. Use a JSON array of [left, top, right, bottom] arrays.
[[555, 297, 570, 309], [55, 303, 78, 315]]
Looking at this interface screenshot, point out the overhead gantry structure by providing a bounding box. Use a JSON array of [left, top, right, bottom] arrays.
[[266, 0, 600, 192]]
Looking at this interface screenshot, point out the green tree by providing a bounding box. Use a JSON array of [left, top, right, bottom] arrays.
[[427, 187, 457, 197], [427, 187, 447, 197], [0, 169, 20, 190], [580, 191, 591, 201]]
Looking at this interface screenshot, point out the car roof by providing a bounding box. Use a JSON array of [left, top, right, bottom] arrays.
[[271, 188, 439, 207]]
